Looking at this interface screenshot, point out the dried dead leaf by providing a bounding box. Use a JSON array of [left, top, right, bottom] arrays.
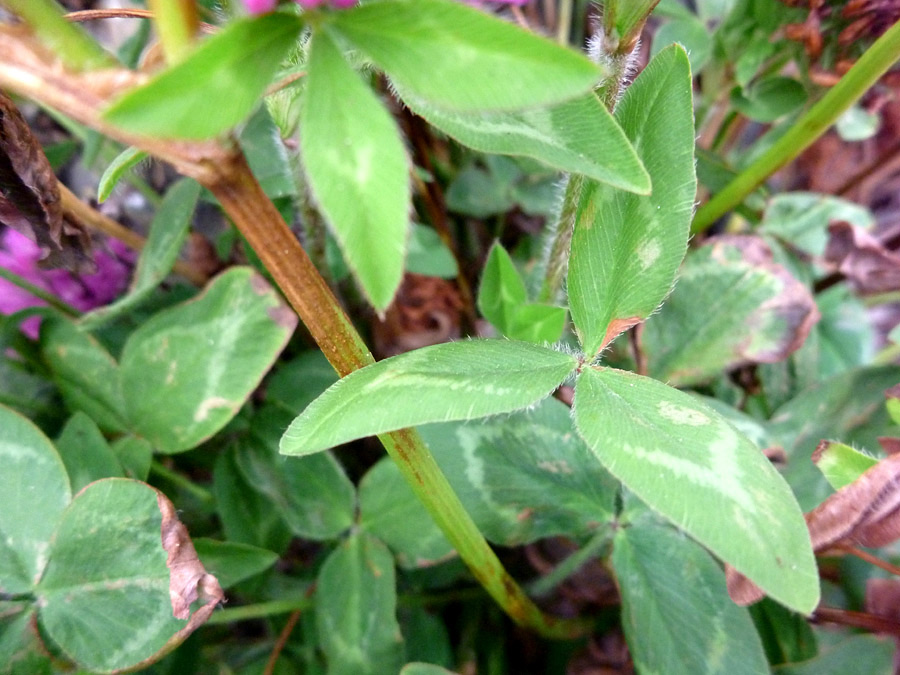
[[866, 578, 900, 624], [825, 221, 900, 295], [728, 453, 900, 606], [156, 491, 224, 624], [373, 273, 463, 357], [0, 90, 92, 271]]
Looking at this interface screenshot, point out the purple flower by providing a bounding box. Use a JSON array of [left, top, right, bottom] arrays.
[[244, 0, 358, 14], [243, 0, 529, 15], [0, 228, 134, 338]]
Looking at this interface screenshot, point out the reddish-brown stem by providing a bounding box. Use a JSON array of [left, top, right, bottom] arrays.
[[203, 151, 373, 376], [264, 609, 302, 675], [836, 543, 900, 577], [64, 8, 217, 34], [813, 605, 900, 636]]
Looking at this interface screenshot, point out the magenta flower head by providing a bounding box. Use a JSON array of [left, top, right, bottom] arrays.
[[243, 0, 358, 14], [0, 228, 134, 339]]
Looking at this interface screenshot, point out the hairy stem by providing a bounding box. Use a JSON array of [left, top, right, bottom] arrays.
[[206, 153, 591, 639], [538, 172, 583, 303], [692, 18, 900, 233]]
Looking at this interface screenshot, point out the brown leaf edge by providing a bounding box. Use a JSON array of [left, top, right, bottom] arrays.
[[727, 452, 900, 607], [123, 491, 225, 671]]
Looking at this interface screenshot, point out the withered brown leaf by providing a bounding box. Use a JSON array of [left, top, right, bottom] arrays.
[[157, 491, 224, 625], [0, 90, 92, 271], [825, 221, 900, 295], [706, 235, 820, 363], [728, 453, 900, 607]]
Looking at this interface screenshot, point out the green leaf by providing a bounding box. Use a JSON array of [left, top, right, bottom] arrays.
[[421, 397, 618, 545], [651, 17, 713, 72], [0, 601, 53, 674], [612, 522, 769, 675], [398, 88, 650, 192], [770, 366, 900, 510], [97, 146, 147, 203], [775, 635, 894, 675], [508, 304, 567, 344], [401, 665, 457, 675], [609, 0, 660, 46], [120, 267, 296, 453], [81, 179, 201, 329], [730, 76, 807, 123], [55, 412, 124, 493], [331, 0, 601, 111], [401, 606, 453, 669], [235, 406, 355, 540], [812, 441, 879, 491], [191, 539, 279, 589], [240, 106, 296, 200], [836, 104, 881, 141], [266, 350, 339, 415], [280, 340, 577, 456], [574, 367, 819, 613], [359, 458, 453, 568], [39, 317, 128, 433], [213, 446, 292, 552], [407, 224, 457, 279], [301, 30, 409, 310], [748, 598, 817, 665], [478, 243, 527, 331], [36, 479, 220, 672], [0, 405, 70, 594], [104, 14, 304, 139], [642, 238, 818, 386], [760, 192, 874, 258], [568, 45, 696, 356], [110, 436, 153, 482], [316, 533, 404, 675], [478, 243, 566, 344]]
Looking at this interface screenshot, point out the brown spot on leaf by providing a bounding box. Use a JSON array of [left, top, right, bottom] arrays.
[[0, 91, 92, 271], [825, 221, 900, 295], [157, 491, 224, 622], [599, 317, 641, 354]]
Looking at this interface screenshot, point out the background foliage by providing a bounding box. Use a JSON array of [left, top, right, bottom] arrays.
[[2, 0, 900, 673]]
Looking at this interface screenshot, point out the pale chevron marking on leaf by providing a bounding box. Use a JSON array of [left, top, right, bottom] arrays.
[[656, 400, 711, 426], [359, 371, 521, 398], [617, 437, 755, 513]]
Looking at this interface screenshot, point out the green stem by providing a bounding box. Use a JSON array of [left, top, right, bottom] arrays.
[[203, 599, 313, 625], [0, 266, 81, 316], [1, 0, 112, 71], [150, 460, 215, 505], [538, 173, 583, 303], [146, 0, 199, 64], [692, 19, 900, 234], [205, 153, 591, 640], [528, 525, 613, 597]]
